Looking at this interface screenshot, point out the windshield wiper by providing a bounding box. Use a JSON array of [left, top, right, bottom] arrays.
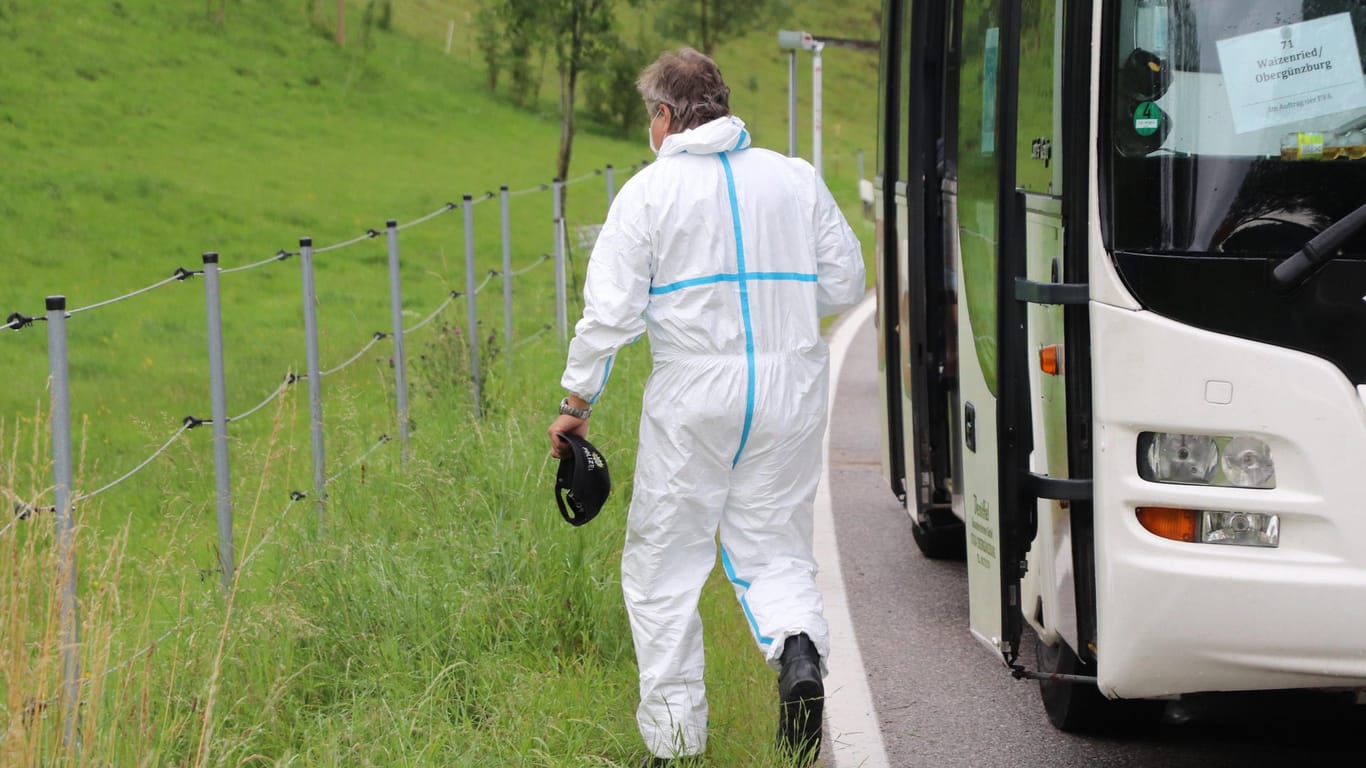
[[1273, 201, 1366, 291]]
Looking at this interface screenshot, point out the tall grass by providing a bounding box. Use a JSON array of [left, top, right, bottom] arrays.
[[2, 328, 815, 765]]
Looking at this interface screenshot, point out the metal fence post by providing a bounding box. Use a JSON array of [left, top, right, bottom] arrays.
[[202, 254, 234, 590], [385, 221, 410, 468], [46, 295, 80, 751], [605, 164, 616, 208], [552, 178, 568, 345], [813, 41, 825, 177], [858, 148, 866, 181], [463, 195, 482, 419], [788, 50, 799, 157], [499, 185, 513, 368], [299, 238, 326, 525]]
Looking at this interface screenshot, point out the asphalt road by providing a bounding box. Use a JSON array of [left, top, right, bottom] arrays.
[[826, 312, 1366, 768]]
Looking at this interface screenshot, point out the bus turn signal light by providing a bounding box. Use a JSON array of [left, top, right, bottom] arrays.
[[1136, 507, 1199, 543], [1136, 507, 1280, 547], [1039, 344, 1062, 376]]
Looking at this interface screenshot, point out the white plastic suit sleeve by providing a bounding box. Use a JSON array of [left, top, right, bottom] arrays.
[[560, 194, 651, 403], [812, 172, 867, 318]]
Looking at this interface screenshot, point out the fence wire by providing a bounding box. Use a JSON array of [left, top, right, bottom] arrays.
[[0, 420, 193, 533], [321, 332, 387, 378], [0, 510, 20, 539], [472, 270, 496, 296], [395, 202, 458, 232], [313, 229, 381, 255], [73, 422, 193, 505], [512, 323, 553, 350], [509, 182, 551, 198], [102, 615, 192, 679], [220, 250, 295, 275], [404, 291, 460, 335], [510, 254, 552, 278], [238, 493, 303, 573], [230, 374, 295, 423], [67, 268, 199, 317], [564, 168, 604, 186], [325, 434, 391, 486]]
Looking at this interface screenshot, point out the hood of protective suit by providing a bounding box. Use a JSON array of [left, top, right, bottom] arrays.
[[657, 115, 752, 157]]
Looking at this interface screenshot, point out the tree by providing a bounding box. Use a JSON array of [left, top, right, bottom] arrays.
[[475, 5, 503, 92], [585, 35, 651, 138], [542, 0, 618, 182], [479, 0, 547, 108], [654, 0, 790, 56], [477, 0, 619, 179]]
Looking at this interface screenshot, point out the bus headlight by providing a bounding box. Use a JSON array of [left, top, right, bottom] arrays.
[[1140, 432, 1218, 484], [1137, 432, 1275, 489], [1220, 436, 1276, 488]]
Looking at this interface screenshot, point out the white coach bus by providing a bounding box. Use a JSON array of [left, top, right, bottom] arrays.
[[873, 0, 1366, 729]]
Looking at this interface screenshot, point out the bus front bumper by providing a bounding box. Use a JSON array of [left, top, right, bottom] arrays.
[[1091, 303, 1366, 700]]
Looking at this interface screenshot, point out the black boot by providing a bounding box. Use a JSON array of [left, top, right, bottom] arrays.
[[776, 633, 823, 765]]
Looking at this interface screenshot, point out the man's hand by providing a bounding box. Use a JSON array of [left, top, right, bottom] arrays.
[[548, 415, 589, 458]]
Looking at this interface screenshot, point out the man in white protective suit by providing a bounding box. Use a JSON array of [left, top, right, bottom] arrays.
[[547, 48, 865, 766]]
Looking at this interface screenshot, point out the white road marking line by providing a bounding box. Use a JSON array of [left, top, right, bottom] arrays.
[[816, 294, 889, 768]]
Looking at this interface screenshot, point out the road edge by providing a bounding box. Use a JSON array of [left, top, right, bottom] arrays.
[[816, 294, 889, 768]]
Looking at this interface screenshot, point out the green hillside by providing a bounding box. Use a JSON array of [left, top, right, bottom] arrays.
[[0, 0, 881, 764]]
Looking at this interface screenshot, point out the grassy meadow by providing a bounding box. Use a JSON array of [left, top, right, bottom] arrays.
[[0, 0, 880, 764]]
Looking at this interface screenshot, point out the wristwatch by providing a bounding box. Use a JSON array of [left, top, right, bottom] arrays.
[[559, 397, 592, 419]]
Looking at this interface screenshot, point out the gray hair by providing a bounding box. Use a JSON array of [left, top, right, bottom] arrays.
[[636, 48, 731, 132]]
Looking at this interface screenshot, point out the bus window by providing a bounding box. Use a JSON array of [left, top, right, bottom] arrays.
[[956, 0, 1007, 397], [1016, 0, 1058, 194], [1105, 0, 1366, 386], [1108, 0, 1366, 255]]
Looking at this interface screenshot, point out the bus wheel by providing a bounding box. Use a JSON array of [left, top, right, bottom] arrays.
[[910, 507, 965, 560], [1036, 636, 1162, 733]]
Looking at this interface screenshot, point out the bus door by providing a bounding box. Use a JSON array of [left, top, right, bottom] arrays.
[[1012, 0, 1096, 670], [876, 0, 908, 503], [897, 0, 964, 559], [973, 0, 1097, 676], [948, 0, 1033, 662]]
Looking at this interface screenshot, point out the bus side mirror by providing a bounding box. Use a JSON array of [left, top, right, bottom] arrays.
[[1118, 48, 1172, 103]]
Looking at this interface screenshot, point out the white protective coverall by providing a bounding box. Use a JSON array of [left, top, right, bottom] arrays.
[[560, 115, 865, 758]]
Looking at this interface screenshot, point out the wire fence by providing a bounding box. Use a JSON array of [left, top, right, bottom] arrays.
[[0, 159, 666, 745]]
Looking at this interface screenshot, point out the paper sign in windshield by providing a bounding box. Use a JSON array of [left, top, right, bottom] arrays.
[[1216, 12, 1366, 134]]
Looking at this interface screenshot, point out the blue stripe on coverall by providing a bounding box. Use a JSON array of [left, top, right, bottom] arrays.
[[587, 354, 613, 404], [648, 272, 816, 295], [722, 546, 774, 646], [718, 152, 756, 468]]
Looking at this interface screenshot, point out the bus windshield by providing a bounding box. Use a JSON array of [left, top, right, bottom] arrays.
[[1107, 0, 1366, 256]]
